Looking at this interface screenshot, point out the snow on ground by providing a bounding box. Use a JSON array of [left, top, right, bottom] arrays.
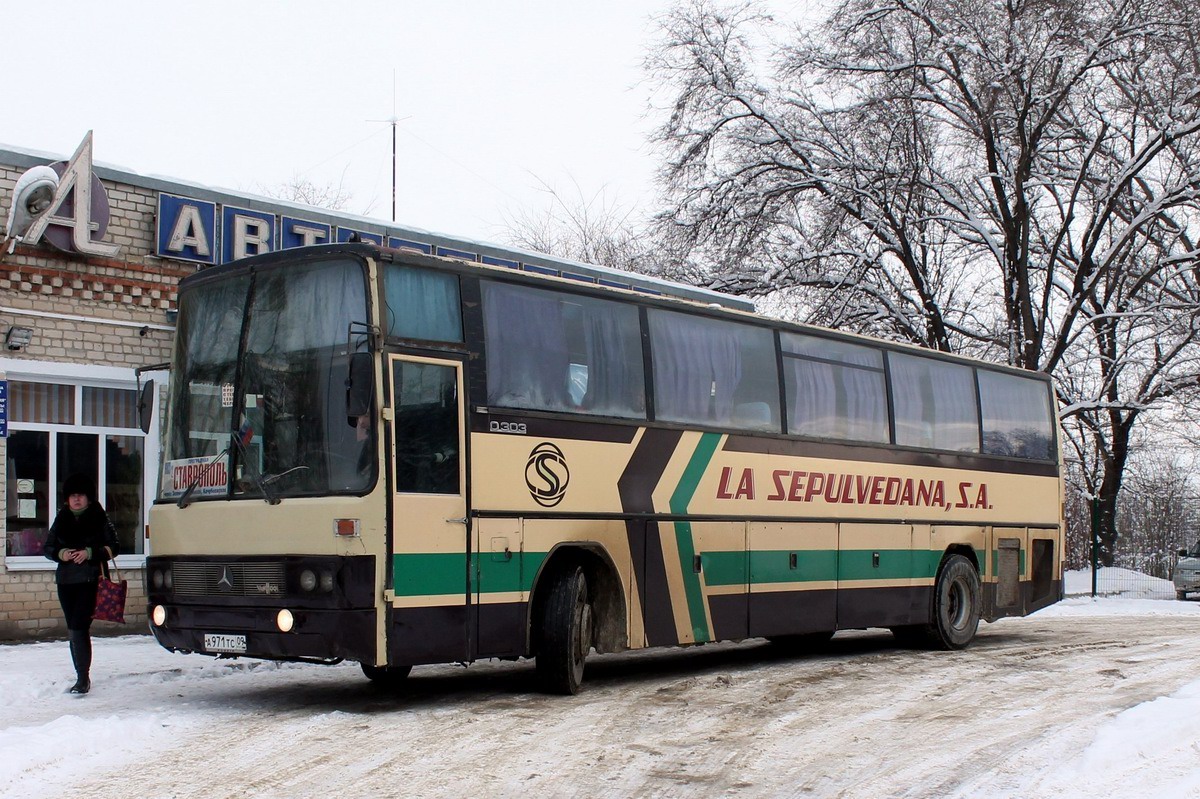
[[1, 596, 1199, 798], [1064, 566, 1178, 599], [1031, 678, 1200, 798]]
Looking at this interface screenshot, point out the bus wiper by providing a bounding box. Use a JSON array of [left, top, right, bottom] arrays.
[[178, 422, 279, 508], [176, 445, 231, 509], [230, 423, 280, 506], [262, 465, 309, 486]]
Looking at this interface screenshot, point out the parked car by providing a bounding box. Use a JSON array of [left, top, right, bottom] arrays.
[[1173, 543, 1200, 601]]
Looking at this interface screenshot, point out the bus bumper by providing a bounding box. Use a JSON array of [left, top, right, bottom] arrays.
[[149, 605, 376, 664]]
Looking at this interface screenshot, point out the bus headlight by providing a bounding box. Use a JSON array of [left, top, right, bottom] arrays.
[[276, 609, 295, 633], [151, 605, 167, 626], [299, 569, 317, 592], [152, 567, 174, 590], [319, 570, 334, 593]]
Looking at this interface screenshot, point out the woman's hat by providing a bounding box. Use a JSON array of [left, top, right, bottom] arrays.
[[62, 473, 95, 499]]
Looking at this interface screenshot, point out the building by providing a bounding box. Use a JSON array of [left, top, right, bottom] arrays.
[[0, 132, 734, 640]]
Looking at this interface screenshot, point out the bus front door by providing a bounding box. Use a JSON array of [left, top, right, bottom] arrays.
[[386, 354, 469, 666]]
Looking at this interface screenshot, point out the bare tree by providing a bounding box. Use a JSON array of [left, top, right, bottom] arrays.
[[257, 173, 354, 212], [502, 177, 672, 276], [648, 0, 1200, 563]]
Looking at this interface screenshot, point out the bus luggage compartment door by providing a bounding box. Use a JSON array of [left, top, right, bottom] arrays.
[[473, 517, 525, 658], [748, 522, 837, 639]]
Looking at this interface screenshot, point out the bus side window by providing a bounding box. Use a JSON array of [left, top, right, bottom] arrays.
[[481, 281, 645, 420], [648, 309, 779, 431], [392, 362, 459, 495]]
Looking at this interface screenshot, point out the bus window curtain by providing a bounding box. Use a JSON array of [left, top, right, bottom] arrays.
[[384, 267, 463, 342], [484, 283, 570, 409], [651, 312, 741, 424], [580, 304, 644, 417]]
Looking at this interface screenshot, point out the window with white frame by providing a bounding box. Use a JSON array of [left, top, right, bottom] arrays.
[[5, 379, 146, 559]]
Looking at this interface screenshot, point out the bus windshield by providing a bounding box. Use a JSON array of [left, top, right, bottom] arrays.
[[160, 256, 372, 501]]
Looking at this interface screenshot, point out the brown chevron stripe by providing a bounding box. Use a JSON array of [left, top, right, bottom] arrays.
[[619, 428, 684, 647]]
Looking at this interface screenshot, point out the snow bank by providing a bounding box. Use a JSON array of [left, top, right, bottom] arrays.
[[1064, 567, 1177, 600]]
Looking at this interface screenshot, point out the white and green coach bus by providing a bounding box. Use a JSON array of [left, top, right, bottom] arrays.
[[145, 242, 1064, 694]]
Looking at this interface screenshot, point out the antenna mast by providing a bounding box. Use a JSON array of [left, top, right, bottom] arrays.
[[390, 71, 396, 222], [368, 71, 409, 223]]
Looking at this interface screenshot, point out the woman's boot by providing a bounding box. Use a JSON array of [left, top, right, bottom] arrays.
[[68, 629, 91, 694]]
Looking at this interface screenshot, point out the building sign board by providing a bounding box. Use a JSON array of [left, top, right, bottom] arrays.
[[154, 196, 390, 265], [281, 216, 330, 249], [336, 227, 384, 245], [221, 205, 276, 262], [157, 193, 217, 264]]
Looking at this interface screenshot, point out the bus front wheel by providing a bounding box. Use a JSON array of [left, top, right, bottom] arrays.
[[361, 662, 412, 688], [536, 565, 593, 695]]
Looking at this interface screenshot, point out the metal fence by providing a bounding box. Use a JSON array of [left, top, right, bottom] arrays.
[[1065, 494, 1196, 600]]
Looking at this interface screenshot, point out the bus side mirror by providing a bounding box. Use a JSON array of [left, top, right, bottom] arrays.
[[346, 353, 374, 422], [138, 380, 155, 435]]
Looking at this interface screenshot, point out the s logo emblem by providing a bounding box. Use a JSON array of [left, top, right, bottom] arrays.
[[525, 442, 569, 507]]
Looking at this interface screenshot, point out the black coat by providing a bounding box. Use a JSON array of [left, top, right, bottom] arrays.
[[42, 503, 120, 585]]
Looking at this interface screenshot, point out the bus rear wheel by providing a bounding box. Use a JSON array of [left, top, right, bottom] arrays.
[[361, 662, 412, 688], [929, 554, 981, 649], [893, 554, 980, 650], [536, 565, 593, 695]]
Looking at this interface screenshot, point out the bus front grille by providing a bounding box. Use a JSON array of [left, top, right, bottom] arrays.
[[171, 562, 286, 597]]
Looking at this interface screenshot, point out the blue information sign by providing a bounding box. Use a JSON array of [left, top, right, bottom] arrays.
[[0, 380, 8, 438]]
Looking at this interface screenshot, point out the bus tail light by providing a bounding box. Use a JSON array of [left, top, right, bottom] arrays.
[[334, 519, 360, 537]]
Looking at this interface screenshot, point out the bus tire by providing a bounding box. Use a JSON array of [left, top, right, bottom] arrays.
[[892, 554, 981, 650], [361, 662, 412, 687], [928, 554, 981, 650], [536, 565, 593, 695]]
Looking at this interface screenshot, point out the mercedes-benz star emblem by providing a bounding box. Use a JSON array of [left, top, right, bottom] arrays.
[[216, 566, 234, 592]]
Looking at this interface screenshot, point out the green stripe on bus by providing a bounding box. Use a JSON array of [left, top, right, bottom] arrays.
[[702, 550, 749, 586], [704, 549, 969, 586], [392, 551, 551, 597], [839, 549, 938, 581], [394, 543, 995, 597], [746, 550, 837, 584], [393, 553, 468, 596], [669, 432, 723, 643]]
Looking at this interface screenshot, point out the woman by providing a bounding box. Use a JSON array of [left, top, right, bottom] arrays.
[[42, 473, 119, 694]]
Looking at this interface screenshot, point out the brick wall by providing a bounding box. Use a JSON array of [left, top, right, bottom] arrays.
[[1, 163, 191, 640], [0, 569, 147, 638]]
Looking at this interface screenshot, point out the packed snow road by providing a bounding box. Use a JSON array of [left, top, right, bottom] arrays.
[[2, 600, 1199, 799]]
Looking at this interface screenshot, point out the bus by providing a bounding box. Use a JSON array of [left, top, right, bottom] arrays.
[[144, 242, 1064, 694]]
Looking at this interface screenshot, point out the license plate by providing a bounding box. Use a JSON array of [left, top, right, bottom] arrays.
[[203, 633, 247, 654]]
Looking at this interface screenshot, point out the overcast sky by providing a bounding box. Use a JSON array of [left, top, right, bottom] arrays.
[[1, 1, 813, 245]]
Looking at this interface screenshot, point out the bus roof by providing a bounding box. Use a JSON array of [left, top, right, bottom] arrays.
[[181, 241, 756, 312]]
